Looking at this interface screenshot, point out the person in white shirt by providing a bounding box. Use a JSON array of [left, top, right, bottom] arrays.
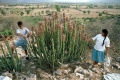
[[90, 29, 110, 67], [11, 21, 31, 60]]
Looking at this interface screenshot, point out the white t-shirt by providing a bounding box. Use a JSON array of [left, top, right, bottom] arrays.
[[92, 34, 110, 51], [16, 27, 30, 40]]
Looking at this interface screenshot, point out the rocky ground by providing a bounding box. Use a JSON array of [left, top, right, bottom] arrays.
[[0, 40, 120, 80]]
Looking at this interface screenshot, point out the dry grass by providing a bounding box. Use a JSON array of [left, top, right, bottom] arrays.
[[1, 4, 120, 18], [81, 9, 120, 14]]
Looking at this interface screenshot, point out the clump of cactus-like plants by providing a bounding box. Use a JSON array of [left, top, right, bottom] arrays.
[[0, 41, 22, 72], [28, 12, 88, 72]]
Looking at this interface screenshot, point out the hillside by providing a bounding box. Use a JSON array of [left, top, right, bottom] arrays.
[[0, 0, 17, 3], [0, 0, 120, 3]]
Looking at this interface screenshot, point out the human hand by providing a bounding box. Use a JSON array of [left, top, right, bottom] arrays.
[[22, 35, 26, 39], [26, 32, 31, 38], [105, 52, 108, 55]]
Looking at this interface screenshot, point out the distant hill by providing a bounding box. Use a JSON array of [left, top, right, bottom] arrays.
[[90, 0, 120, 3], [0, 0, 120, 3], [0, 0, 17, 3]]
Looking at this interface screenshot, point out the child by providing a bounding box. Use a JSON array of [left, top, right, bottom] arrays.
[[11, 21, 31, 60], [90, 29, 110, 67]]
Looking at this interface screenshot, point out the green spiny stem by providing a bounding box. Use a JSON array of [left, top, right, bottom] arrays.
[[4, 41, 16, 70], [51, 39, 55, 73], [1, 46, 12, 70]]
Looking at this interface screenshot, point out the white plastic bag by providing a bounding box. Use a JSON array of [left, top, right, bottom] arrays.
[[104, 55, 110, 67], [0, 76, 12, 80], [104, 73, 120, 80]]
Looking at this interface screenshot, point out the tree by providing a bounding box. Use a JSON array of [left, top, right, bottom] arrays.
[[1, 10, 6, 16], [46, 10, 50, 15], [26, 10, 31, 15], [37, 5, 39, 8], [38, 11, 41, 16], [20, 12, 24, 16], [55, 5, 61, 12], [87, 10, 90, 14], [99, 13, 102, 17], [34, 13, 36, 16], [9, 10, 13, 14], [70, 14, 72, 19], [108, 5, 113, 8], [67, 10, 69, 12], [41, 11, 44, 14], [32, 7, 34, 10], [51, 11, 55, 15], [83, 11, 86, 15], [50, 5, 53, 8]]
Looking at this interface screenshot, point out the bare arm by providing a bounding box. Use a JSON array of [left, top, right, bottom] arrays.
[[88, 38, 93, 42], [25, 28, 31, 38], [105, 38, 110, 55], [26, 32, 31, 38], [88, 34, 98, 42], [105, 47, 109, 55], [17, 33, 26, 39]]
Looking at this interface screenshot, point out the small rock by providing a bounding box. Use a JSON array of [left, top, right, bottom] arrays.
[[54, 78, 57, 80], [89, 65, 93, 69], [2, 72, 13, 79], [96, 78, 98, 80], [91, 68, 99, 73], [27, 71, 30, 74], [86, 69, 93, 78], [112, 66, 114, 69], [76, 73, 84, 79], [102, 71, 106, 75], [81, 70, 89, 75], [61, 64, 68, 68], [115, 63, 120, 69], [84, 78, 89, 80], [20, 74, 28, 79], [63, 70, 68, 75], [31, 66, 36, 69], [68, 73, 75, 78], [22, 63, 25, 68], [75, 61, 81, 65], [100, 68, 104, 71], [116, 57, 120, 63], [88, 69, 92, 73], [20, 78, 24, 80], [104, 67, 110, 73], [112, 63, 120, 69], [74, 66, 83, 73], [55, 69, 62, 75], [61, 78, 65, 80], [26, 74, 36, 80], [30, 62, 34, 65], [15, 72, 19, 78], [56, 76, 60, 78], [40, 72, 53, 79], [37, 68, 41, 72]]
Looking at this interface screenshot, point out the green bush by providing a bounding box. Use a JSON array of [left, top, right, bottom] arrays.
[[28, 13, 88, 72], [0, 41, 22, 72], [7, 30, 13, 36], [0, 30, 14, 38]]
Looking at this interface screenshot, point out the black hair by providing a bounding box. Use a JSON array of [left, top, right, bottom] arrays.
[[102, 29, 108, 46], [17, 21, 23, 27]]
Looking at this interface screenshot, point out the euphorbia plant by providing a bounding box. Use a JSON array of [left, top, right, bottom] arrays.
[[28, 12, 88, 73]]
